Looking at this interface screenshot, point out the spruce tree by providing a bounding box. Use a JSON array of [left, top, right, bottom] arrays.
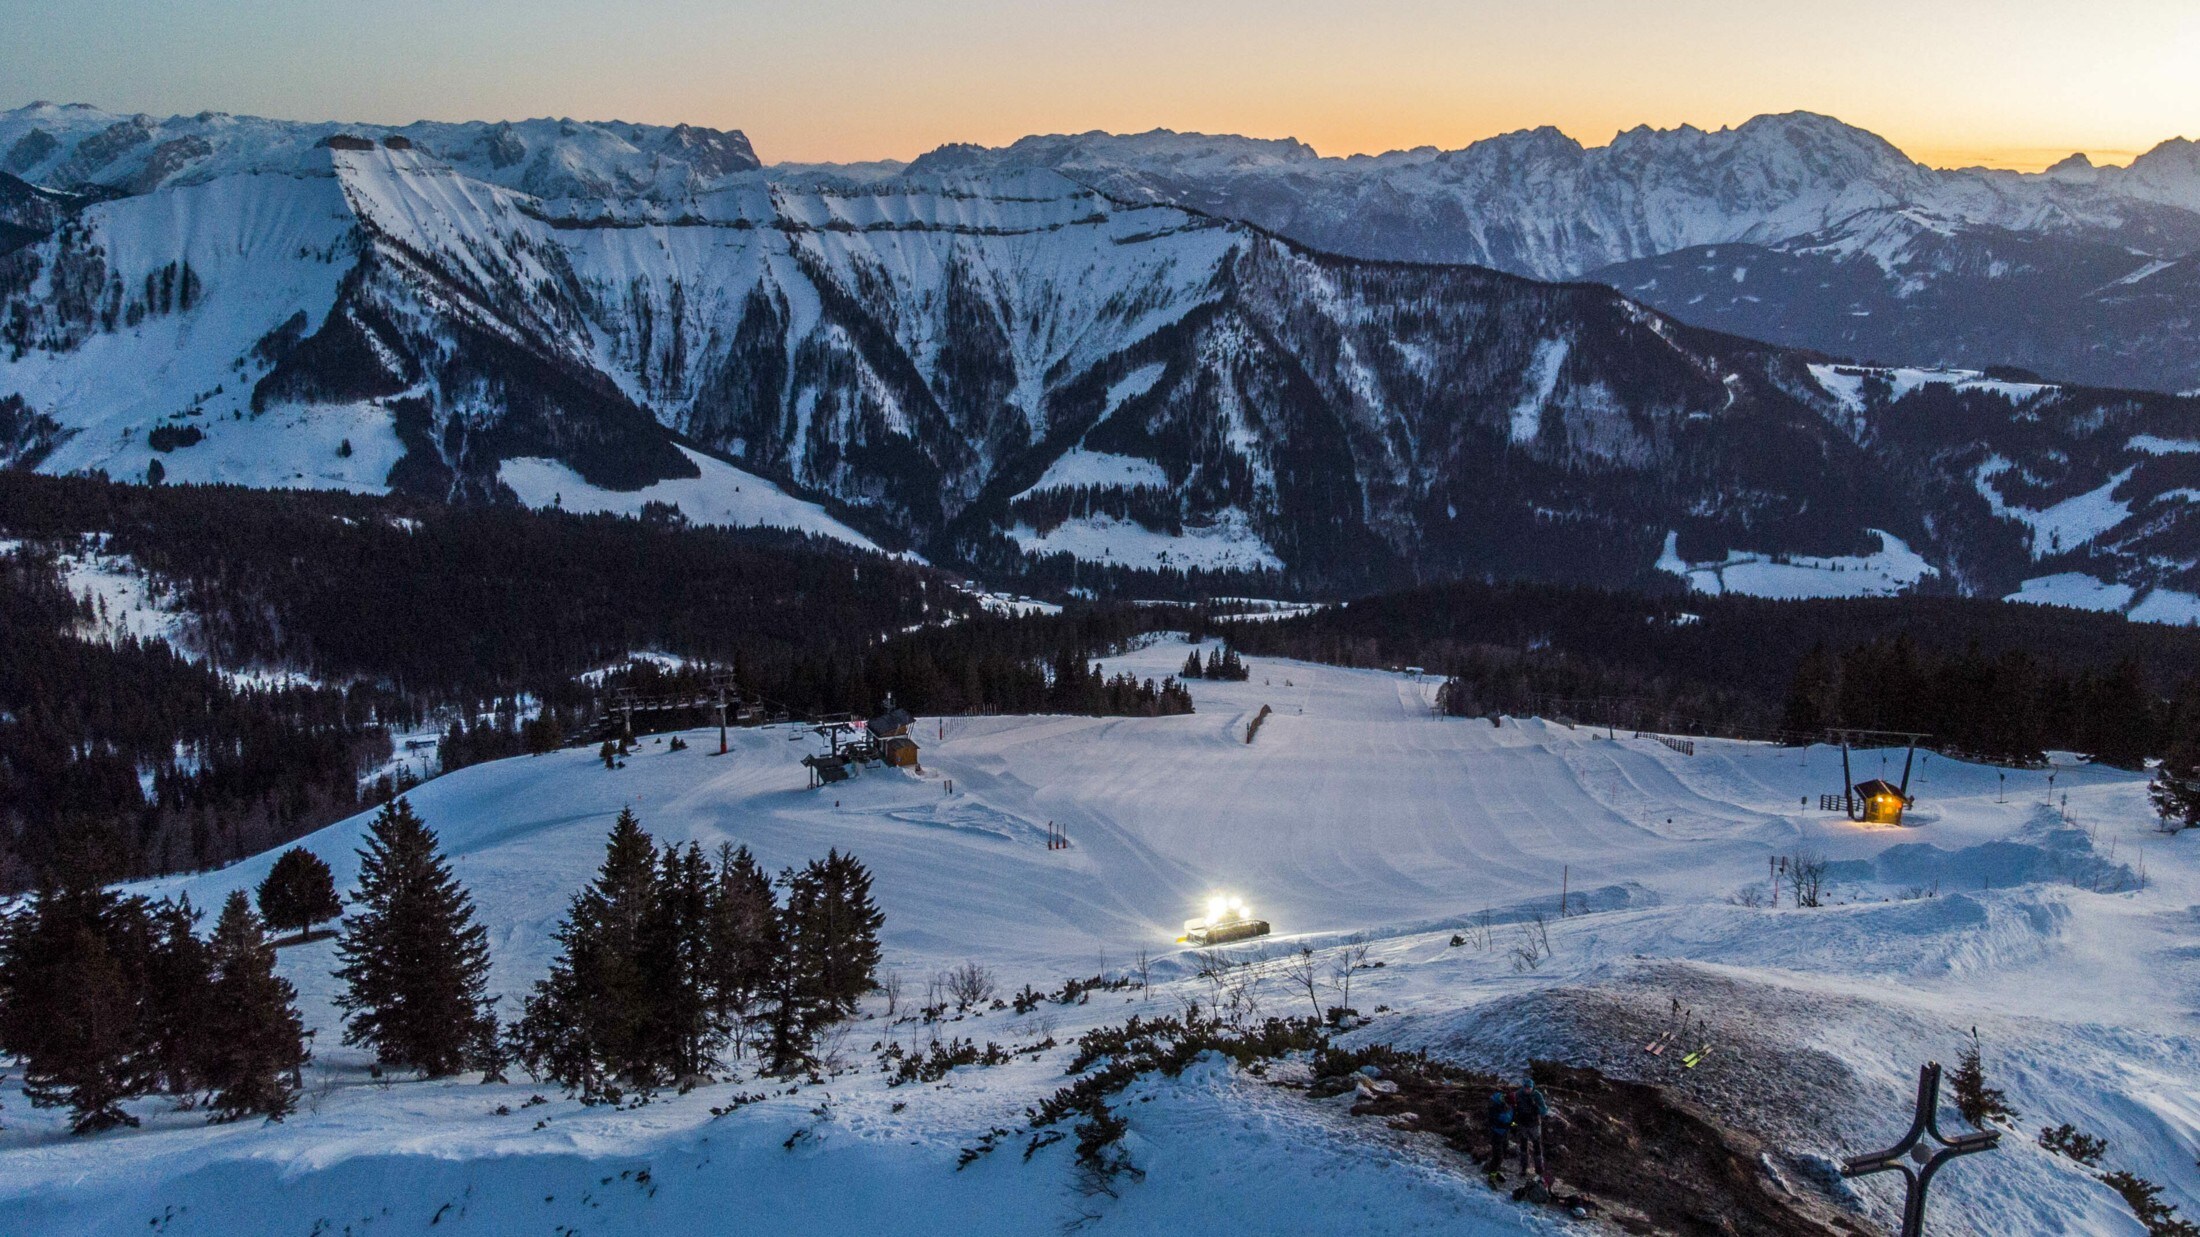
[[0, 880, 159, 1133], [510, 807, 658, 1100], [801, 850, 883, 1016], [204, 891, 308, 1122], [2149, 742, 2200, 832], [763, 865, 832, 1076], [1949, 1027, 2017, 1128], [1182, 651, 1204, 680], [1780, 643, 1837, 739], [332, 799, 498, 1078], [144, 896, 216, 1102], [256, 847, 342, 939], [702, 843, 779, 1061], [641, 842, 721, 1083]]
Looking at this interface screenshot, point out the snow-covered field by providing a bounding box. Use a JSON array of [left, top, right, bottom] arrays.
[[1656, 529, 1936, 599], [497, 446, 881, 552], [1010, 508, 1283, 572], [4, 640, 2194, 1235]]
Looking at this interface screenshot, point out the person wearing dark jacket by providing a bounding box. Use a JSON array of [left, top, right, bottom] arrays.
[[1512, 1077, 1550, 1182], [1483, 1087, 1514, 1174]]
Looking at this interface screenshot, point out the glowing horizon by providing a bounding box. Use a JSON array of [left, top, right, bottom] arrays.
[[7, 0, 2194, 174]]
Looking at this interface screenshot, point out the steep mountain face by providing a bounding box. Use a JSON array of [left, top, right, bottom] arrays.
[[1594, 210, 2200, 395], [908, 114, 2200, 394], [6, 108, 2200, 610]]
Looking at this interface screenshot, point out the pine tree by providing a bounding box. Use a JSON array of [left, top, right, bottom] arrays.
[[0, 880, 159, 1133], [143, 896, 216, 1102], [510, 807, 658, 1100], [203, 891, 308, 1122], [1949, 1027, 2017, 1128], [332, 799, 498, 1078], [256, 847, 342, 939], [1181, 651, 1204, 680]]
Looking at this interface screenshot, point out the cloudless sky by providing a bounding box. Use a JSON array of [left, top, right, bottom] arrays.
[[6, 0, 2196, 170]]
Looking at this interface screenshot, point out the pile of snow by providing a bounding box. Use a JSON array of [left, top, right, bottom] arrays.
[[4, 640, 2196, 1235], [1656, 529, 1936, 598]]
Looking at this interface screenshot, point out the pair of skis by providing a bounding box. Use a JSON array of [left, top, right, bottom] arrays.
[[1643, 1001, 1714, 1067]]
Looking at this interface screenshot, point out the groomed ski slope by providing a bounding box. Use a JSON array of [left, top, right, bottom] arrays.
[[4, 639, 2196, 1235]]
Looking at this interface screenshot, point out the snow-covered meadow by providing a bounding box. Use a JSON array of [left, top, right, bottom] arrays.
[[3, 640, 2193, 1234]]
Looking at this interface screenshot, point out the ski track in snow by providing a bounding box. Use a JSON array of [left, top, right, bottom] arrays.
[[2, 640, 2194, 1235]]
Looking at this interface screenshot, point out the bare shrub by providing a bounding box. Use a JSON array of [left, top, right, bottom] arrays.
[[943, 961, 997, 1010], [1509, 913, 1551, 973], [1328, 939, 1372, 1011], [1282, 946, 1324, 1019], [1786, 851, 1829, 908]]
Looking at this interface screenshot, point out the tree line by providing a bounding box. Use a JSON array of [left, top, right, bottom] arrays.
[[0, 471, 1197, 890], [1225, 577, 2200, 767], [0, 798, 884, 1134], [0, 542, 395, 889]]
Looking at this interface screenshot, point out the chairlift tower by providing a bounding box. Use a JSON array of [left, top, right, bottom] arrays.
[[708, 668, 736, 755], [1825, 728, 1930, 824]]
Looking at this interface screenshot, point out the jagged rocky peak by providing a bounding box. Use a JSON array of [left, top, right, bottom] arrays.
[[660, 123, 760, 177]]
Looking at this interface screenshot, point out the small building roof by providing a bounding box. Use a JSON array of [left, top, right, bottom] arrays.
[[1853, 779, 1906, 798], [870, 705, 915, 734]]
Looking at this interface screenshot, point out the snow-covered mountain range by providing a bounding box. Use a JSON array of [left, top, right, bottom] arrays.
[[914, 113, 2200, 393], [7, 103, 2200, 608]]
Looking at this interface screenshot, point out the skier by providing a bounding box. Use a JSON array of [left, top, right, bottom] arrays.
[[1511, 1075, 1550, 1185], [1482, 1086, 1515, 1175]]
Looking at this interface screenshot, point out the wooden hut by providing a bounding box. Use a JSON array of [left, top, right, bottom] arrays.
[[1851, 778, 1909, 825]]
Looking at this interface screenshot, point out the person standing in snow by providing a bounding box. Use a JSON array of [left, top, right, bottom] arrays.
[[1512, 1076, 1550, 1183], [1483, 1087, 1515, 1174]]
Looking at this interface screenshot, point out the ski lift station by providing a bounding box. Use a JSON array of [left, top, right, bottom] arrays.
[[801, 700, 921, 785]]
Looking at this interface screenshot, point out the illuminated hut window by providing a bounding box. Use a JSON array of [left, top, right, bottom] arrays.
[[1853, 778, 1908, 825]]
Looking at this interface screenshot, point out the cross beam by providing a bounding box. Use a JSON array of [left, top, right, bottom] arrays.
[[1842, 1062, 2000, 1237]]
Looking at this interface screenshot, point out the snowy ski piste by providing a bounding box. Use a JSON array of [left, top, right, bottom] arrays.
[[4, 639, 2193, 1234]]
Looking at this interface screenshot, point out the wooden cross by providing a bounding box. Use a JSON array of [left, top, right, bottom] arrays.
[[1842, 1062, 2000, 1237]]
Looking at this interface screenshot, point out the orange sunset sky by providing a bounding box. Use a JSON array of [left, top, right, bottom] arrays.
[[8, 0, 2197, 170]]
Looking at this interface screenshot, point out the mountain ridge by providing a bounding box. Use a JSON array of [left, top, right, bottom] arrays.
[[6, 108, 2200, 616]]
